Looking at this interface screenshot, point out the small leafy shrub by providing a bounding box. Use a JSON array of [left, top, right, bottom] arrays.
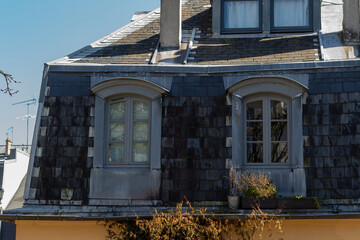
[[239, 172, 277, 199]]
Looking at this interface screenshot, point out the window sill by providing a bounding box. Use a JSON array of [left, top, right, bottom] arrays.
[[213, 31, 317, 39], [243, 163, 292, 169], [104, 164, 150, 169]]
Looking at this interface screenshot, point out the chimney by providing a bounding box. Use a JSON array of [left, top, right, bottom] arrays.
[[5, 138, 11, 156], [343, 0, 360, 45], [160, 0, 182, 49]]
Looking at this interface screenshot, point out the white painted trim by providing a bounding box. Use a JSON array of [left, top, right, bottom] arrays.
[[228, 77, 308, 98], [24, 65, 50, 200], [90, 78, 168, 99], [90, 78, 164, 203], [229, 76, 307, 196]]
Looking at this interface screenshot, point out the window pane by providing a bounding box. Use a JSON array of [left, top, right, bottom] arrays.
[[109, 143, 124, 163], [271, 142, 288, 163], [273, 0, 310, 27], [224, 1, 260, 29], [133, 101, 149, 120], [110, 102, 125, 120], [247, 143, 263, 163], [110, 123, 124, 141], [271, 100, 287, 119], [133, 143, 148, 163], [133, 122, 148, 141], [271, 122, 287, 141], [247, 101, 263, 120], [247, 122, 263, 141]]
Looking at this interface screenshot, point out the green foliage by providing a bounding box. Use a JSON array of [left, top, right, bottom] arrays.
[[313, 197, 321, 209], [238, 172, 277, 199], [103, 201, 283, 240]]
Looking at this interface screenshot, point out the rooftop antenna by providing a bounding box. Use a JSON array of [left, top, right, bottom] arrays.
[[7, 127, 14, 143], [13, 98, 37, 146]]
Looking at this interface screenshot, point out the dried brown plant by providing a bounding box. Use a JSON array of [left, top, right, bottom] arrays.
[[238, 172, 277, 198], [0, 70, 19, 96], [103, 200, 283, 240]]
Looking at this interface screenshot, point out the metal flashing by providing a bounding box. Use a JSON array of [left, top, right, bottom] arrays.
[[47, 59, 360, 74], [3, 205, 360, 221]]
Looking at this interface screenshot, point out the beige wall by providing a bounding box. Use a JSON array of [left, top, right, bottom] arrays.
[[282, 219, 360, 240], [15, 219, 360, 240], [15, 220, 107, 240]]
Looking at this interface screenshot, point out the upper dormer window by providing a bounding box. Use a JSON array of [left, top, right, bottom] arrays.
[[222, 0, 262, 33], [220, 0, 314, 34], [271, 0, 312, 32]]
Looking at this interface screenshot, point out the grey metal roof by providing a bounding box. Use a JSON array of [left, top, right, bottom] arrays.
[[46, 0, 338, 66]]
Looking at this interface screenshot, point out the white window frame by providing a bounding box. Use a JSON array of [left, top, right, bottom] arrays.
[[228, 77, 308, 196], [89, 78, 167, 205], [106, 96, 152, 167], [244, 95, 291, 166]]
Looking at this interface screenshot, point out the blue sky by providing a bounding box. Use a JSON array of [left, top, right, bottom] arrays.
[[0, 0, 159, 145]]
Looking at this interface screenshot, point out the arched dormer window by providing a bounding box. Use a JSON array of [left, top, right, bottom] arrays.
[[228, 77, 308, 196], [89, 78, 168, 205]]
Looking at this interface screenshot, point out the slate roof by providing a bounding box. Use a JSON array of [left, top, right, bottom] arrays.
[[68, 0, 320, 65]]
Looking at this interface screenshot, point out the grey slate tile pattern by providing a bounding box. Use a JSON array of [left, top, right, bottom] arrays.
[[161, 76, 231, 202], [47, 74, 91, 96], [76, 20, 160, 64], [304, 70, 360, 199], [76, 0, 319, 65], [30, 96, 94, 204]]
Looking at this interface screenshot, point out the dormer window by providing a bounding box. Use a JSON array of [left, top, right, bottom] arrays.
[[222, 0, 262, 33], [271, 0, 312, 32], [216, 0, 318, 35]]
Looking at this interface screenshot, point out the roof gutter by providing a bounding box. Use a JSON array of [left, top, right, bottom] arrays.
[[3, 212, 360, 222]]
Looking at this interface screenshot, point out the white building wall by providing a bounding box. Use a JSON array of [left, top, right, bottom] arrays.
[[2, 150, 29, 210]]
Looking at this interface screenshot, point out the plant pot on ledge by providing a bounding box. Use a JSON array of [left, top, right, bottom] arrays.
[[242, 197, 277, 209], [228, 196, 241, 210]]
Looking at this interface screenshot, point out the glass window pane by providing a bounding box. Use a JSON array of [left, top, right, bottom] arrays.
[[224, 1, 260, 29], [133, 143, 148, 163], [273, 0, 310, 27], [271, 100, 287, 119], [247, 122, 263, 141], [271, 122, 287, 141], [271, 143, 288, 163], [133, 101, 149, 120], [110, 102, 125, 120], [247, 101, 263, 120], [133, 122, 148, 141], [247, 143, 263, 163], [110, 123, 124, 141], [109, 143, 124, 163]]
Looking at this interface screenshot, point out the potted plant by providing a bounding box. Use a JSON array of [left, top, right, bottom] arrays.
[[228, 167, 241, 209], [239, 172, 277, 209]]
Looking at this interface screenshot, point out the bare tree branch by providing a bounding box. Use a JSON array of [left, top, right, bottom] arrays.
[[0, 70, 20, 96]]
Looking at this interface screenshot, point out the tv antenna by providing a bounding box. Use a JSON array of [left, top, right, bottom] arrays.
[[13, 98, 37, 146], [6, 127, 14, 143]]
